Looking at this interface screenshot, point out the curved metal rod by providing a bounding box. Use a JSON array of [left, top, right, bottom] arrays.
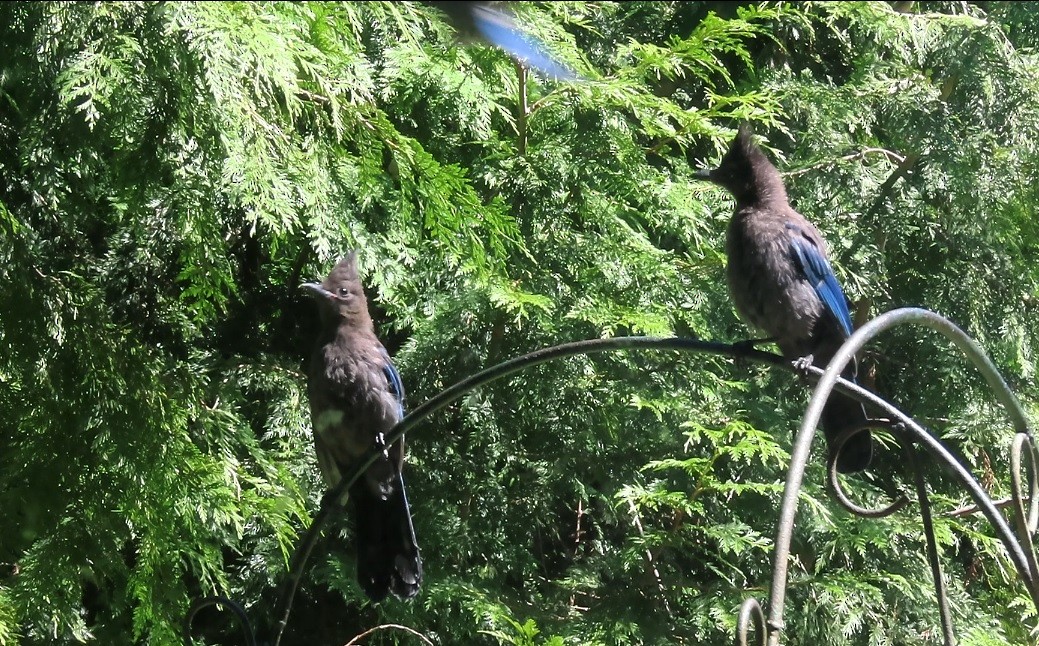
[[272, 336, 793, 646], [827, 422, 910, 519], [736, 597, 767, 646], [272, 497, 329, 646], [899, 425, 956, 646], [1011, 432, 1039, 581], [1014, 433, 1039, 533], [271, 332, 945, 643], [765, 307, 1038, 646], [182, 595, 257, 646], [189, 310, 1030, 645], [829, 421, 952, 642]]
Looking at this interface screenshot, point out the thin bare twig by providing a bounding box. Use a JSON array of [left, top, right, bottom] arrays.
[[627, 499, 674, 616], [864, 35, 970, 221], [949, 496, 1031, 518], [295, 89, 330, 105], [569, 498, 585, 608], [574, 498, 585, 553], [784, 148, 906, 178]]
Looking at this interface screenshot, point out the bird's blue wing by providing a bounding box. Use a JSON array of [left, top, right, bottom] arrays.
[[788, 226, 854, 337], [469, 4, 576, 80], [379, 347, 406, 419]]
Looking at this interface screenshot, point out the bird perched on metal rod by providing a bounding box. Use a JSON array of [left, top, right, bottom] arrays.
[[426, 1, 577, 80], [302, 252, 422, 601], [695, 125, 873, 473]]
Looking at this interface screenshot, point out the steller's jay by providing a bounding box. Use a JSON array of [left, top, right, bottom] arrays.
[[302, 252, 422, 601], [696, 125, 873, 473], [427, 1, 576, 79]]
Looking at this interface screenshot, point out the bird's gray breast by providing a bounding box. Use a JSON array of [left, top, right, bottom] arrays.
[[725, 209, 823, 354], [311, 347, 401, 457]]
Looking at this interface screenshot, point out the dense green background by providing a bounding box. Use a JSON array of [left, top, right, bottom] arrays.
[[1, 1, 1037, 644]]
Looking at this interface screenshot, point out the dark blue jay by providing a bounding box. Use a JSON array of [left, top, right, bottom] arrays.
[[696, 126, 872, 473], [427, 1, 577, 79], [302, 252, 422, 601]]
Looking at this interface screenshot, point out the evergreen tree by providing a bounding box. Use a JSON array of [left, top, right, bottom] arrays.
[[0, 2, 1035, 644]]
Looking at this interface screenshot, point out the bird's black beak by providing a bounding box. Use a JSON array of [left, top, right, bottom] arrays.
[[301, 282, 334, 300], [694, 168, 714, 181]]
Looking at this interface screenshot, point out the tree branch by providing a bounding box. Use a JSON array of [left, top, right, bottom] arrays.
[[515, 60, 528, 156], [783, 148, 906, 179], [865, 38, 968, 220], [627, 499, 674, 616]]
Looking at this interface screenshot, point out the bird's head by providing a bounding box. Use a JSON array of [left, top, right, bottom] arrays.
[[695, 124, 778, 203], [301, 251, 372, 325]]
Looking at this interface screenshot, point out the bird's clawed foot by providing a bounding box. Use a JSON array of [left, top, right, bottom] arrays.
[[792, 354, 815, 379], [374, 432, 390, 459]]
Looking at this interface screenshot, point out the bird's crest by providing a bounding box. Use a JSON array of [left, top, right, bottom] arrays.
[[732, 123, 759, 163], [324, 250, 359, 288], [700, 123, 787, 205]]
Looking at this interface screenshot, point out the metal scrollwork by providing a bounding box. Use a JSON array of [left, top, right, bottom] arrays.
[[826, 421, 910, 519], [182, 308, 1036, 646], [736, 597, 767, 646], [750, 307, 1038, 646]]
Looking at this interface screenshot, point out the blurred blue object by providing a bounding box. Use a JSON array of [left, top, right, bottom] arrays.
[[430, 1, 577, 80]]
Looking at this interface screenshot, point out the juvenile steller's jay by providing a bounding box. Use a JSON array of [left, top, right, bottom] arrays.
[[302, 252, 422, 601], [427, 1, 576, 79], [696, 126, 873, 473]]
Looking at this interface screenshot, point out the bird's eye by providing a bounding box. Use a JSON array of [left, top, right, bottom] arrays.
[[337, 287, 351, 298]]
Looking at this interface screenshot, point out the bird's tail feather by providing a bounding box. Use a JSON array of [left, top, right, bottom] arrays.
[[351, 478, 423, 602], [820, 389, 872, 474]]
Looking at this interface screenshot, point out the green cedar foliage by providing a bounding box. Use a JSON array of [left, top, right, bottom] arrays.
[[0, 1, 1036, 644]]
